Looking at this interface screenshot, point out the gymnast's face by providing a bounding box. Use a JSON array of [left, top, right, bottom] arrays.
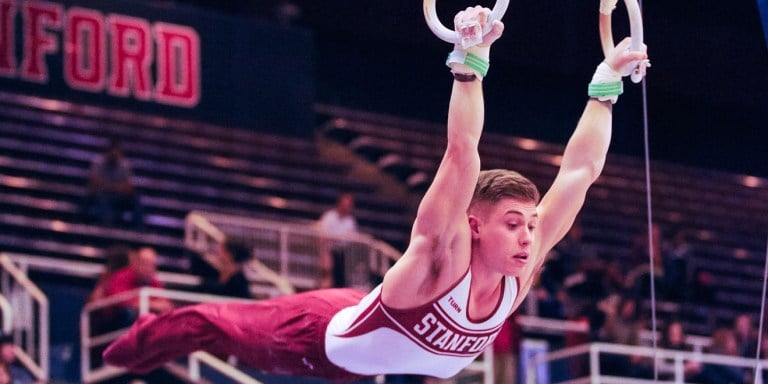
[[470, 198, 537, 276]]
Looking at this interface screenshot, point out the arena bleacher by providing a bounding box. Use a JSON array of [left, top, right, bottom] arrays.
[[0, 92, 413, 264]]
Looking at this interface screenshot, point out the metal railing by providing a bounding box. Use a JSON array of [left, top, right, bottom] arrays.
[[188, 351, 264, 384], [0, 253, 50, 381], [185, 210, 401, 292], [0, 294, 12, 334], [528, 342, 766, 384]]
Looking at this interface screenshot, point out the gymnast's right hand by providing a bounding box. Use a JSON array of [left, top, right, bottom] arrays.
[[446, 6, 504, 81]]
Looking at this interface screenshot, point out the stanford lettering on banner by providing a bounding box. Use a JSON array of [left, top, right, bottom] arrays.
[[0, 0, 200, 108]]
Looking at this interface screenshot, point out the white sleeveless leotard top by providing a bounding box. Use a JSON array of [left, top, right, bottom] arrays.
[[324, 270, 519, 378]]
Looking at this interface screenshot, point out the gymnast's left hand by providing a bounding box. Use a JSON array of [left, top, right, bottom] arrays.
[[605, 37, 648, 74]]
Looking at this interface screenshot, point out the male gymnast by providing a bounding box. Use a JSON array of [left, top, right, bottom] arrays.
[[104, 5, 648, 382]]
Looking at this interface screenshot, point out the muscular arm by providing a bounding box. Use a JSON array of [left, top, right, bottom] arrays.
[[381, 79, 485, 305], [382, 7, 502, 305], [410, 80, 484, 254], [535, 37, 648, 266], [509, 99, 614, 312], [535, 99, 612, 258], [405, 8, 503, 274]]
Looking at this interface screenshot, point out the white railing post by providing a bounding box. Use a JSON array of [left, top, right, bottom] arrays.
[[589, 344, 600, 384], [279, 226, 290, 277], [39, 298, 49, 379], [1, 269, 8, 308], [138, 289, 150, 316], [0, 295, 12, 334], [80, 306, 90, 384], [188, 354, 201, 381], [673, 353, 684, 382], [483, 348, 494, 384]]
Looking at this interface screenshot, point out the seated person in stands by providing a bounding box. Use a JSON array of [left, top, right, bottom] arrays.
[[80, 138, 144, 229], [690, 267, 717, 304], [101, 246, 173, 328], [595, 296, 645, 377], [624, 223, 667, 300], [658, 319, 702, 380], [733, 313, 758, 358], [540, 220, 598, 295], [662, 226, 694, 302], [198, 239, 253, 299], [86, 244, 132, 335], [87, 244, 132, 304], [697, 328, 747, 384]]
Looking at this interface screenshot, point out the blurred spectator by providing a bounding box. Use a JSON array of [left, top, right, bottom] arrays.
[[86, 244, 133, 337], [563, 296, 610, 378], [80, 138, 144, 229], [697, 328, 746, 384], [198, 239, 252, 299], [659, 319, 702, 380], [625, 223, 666, 301], [662, 227, 693, 302], [596, 295, 648, 378], [626, 223, 693, 302], [601, 258, 627, 297], [539, 221, 600, 318], [732, 314, 758, 358], [660, 319, 688, 350], [0, 333, 42, 384], [103, 247, 173, 327], [760, 330, 768, 360], [87, 247, 182, 384], [492, 313, 521, 384], [541, 220, 598, 294], [533, 284, 567, 319], [690, 267, 717, 304], [87, 244, 132, 304], [598, 296, 643, 345], [317, 192, 358, 288]]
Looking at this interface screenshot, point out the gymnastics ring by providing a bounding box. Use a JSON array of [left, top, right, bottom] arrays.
[[423, 0, 509, 48], [599, 0, 649, 83]]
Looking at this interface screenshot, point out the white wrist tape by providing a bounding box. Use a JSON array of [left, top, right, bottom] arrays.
[[600, 0, 619, 15], [446, 44, 490, 80], [588, 62, 623, 104]]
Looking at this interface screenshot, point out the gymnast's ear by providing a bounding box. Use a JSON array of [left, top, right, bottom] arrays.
[[468, 214, 483, 240]]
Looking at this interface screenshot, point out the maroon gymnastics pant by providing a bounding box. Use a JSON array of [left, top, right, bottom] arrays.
[[103, 288, 367, 382]]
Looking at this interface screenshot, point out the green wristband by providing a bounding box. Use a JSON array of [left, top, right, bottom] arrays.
[[464, 53, 489, 78], [588, 81, 623, 97], [446, 50, 489, 78]]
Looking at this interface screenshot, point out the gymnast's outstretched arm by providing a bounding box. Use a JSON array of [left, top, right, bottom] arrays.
[[382, 6, 504, 305], [533, 37, 649, 271]]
